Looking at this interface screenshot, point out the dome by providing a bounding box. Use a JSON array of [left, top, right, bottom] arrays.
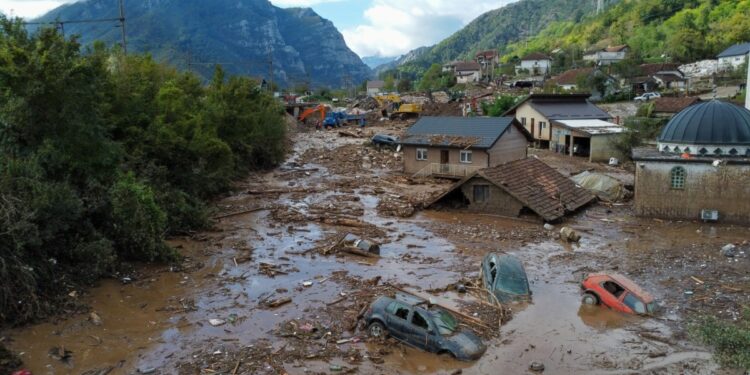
[[659, 100, 750, 146]]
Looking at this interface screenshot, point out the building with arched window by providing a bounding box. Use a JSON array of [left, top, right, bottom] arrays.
[[632, 100, 750, 223]]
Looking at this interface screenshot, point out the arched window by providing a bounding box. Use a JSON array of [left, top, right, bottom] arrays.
[[670, 166, 686, 190]]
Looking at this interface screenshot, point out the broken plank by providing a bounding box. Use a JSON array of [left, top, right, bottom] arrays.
[[212, 207, 267, 220]]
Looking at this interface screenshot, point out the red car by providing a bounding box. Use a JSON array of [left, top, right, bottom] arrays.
[[581, 273, 656, 315]]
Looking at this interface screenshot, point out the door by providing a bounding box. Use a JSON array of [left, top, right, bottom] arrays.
[[406, 310, 436, 351], [386, 304, 411, 341], [440, 150, 450, 173], [530, 119, 535, 139]]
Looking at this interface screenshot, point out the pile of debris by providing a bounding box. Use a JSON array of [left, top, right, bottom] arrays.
[[376, 191, 434, 218], [400, 95, 431, 105]]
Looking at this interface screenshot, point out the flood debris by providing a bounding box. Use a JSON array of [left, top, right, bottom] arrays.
[[720, 243, 736, 257], [560, 227, 581, 243], [89, 311, 103, 326], [209, 319, 226, 327], [48, 346, 72, 363], [265, 297, 292, 308], [529, 361, 545, 372]]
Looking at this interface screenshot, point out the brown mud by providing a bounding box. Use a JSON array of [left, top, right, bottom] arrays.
[[4, 121, 748, 375]]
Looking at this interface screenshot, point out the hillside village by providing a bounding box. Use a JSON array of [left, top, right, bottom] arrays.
[[2, 0, 750, 374]]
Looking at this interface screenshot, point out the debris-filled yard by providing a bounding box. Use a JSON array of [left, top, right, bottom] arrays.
[[5, 117, 749, 375]]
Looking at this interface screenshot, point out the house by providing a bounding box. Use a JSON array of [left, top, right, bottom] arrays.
[[366, 80, 385, 97], [475, 50, 499, 78], [400, 116, 532, 177], [442, 61, 459, 73], [717, 42, 750, 71], [427, 157, 596, 222], [516, 52, 552, 75], [630, 63, 687, 93], [503, 94, 611, 149], [549, 119, 626, 162], [551, 67, 617, 100], [633, 100, 750, 224], [651, 97, 701, 118], [454, 61, 482, 84], [583, 45, 629, 66]]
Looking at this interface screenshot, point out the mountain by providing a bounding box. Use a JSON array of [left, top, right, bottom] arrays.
[[361, 55, 397, 69], [399, 0, 604, 73], [33, 0, 371, 88], [373, 46, 430, 76]]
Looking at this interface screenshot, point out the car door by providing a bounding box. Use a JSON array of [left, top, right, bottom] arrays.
[[599, 280, 627, 312], [406, 309, 437, 351], [385, 302, 411, 341]]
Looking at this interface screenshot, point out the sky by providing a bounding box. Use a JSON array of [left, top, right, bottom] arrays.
[[0, 0, 520, 58]]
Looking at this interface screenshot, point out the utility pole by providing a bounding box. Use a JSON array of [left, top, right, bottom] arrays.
[[118, 0, 127, 54]]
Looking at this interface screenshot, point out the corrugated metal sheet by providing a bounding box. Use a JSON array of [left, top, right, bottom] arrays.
[[401, 116, 515, 149]]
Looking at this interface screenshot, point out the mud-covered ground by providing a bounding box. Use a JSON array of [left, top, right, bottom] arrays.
[[5, 119, 749, 375]]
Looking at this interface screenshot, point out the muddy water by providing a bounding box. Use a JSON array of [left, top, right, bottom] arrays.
[[7, 129, 740, 374]]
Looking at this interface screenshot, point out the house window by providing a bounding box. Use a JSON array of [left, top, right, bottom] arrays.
[[473, 185, 490, 203], [521, 117, 527, 126], [416, 148, 428, 161], [670, 166, 686, 190], [540, 122, 546, 129], [460, 150, 472, 163]]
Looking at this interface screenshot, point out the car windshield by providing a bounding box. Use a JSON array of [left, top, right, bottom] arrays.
[[493, 257, 530, 296], [430, 309, 457, 336], [623, 293, 647, 314]]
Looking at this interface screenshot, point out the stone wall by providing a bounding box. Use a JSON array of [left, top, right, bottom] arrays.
[[634, 161, 750, 223]]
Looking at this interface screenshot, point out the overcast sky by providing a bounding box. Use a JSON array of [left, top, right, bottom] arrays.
[[0, 0, 520, 58]]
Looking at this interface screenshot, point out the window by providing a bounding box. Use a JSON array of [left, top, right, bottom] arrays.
[[602, 281, 625, 298], [411, 311, 429, 330], [460, 150, 472, 163], [540, 121, 546, 129], [623, 293, 646, 314], [416, 148, 428, 161], [521, 117, 527, 126], [473, 185, 490, 203], [670, 166, 686, 189], [394, 306, 410, 320]]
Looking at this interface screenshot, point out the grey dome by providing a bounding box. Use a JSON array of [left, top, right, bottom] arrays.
[[659, 100, 750, 145]]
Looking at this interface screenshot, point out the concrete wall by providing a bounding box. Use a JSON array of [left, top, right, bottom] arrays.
[[634, 162, 750, 223], [488, 126, 528, 165], [590, 134, 626, 163], [515, 103, 552, 142], [518, 60, 551, 74], [458, 177, 525, 216], [718, 55, 748, 70], [402, 146, 489, 174]]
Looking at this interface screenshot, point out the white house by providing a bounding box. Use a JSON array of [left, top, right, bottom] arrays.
[[454, 61, 482, 84], [516, 52, 552, 75], [366, 80, 385, 97], [583, 45, 629, 66], [717, 42, 750, 71]]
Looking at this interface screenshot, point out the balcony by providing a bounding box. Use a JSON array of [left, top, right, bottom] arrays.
[[413, 163, 483, 179]]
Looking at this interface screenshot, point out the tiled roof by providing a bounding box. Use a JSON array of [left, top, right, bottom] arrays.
[[454, 61, 482, 71], [717, 42, 750, 58], [430, 157, 596, 221], [553, 68, 594, 85], [639, 63, 681, 76], [476, 50, 497, 59], [521, 52, 551, 61], [652, 97, 701, 114], [401, 116, 518, 149]]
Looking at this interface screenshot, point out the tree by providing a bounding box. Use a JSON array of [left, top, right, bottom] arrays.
[[397, 78, 412, 93]]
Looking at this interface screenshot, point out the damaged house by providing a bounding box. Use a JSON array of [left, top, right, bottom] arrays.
[[402, 116, 532, 178], [428, 157, 596, 222]]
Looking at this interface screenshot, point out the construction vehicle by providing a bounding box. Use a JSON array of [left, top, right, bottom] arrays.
[[389, 103, 422, 120], [373, 94, 402, 108], [299, 104, 328, 128]]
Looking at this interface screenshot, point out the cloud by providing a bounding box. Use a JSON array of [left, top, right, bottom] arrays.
[[342, 0, 519, 58], [0, 0, 77, 18], [270, 0, 344, 6]]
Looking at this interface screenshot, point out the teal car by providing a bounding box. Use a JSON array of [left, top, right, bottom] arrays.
[[480, 253, 531, 303]]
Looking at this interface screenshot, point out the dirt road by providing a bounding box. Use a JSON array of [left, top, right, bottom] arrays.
[[6, 121, 748, 374]]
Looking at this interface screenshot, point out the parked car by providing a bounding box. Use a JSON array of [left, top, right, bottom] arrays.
[[363, 296, 487, 361], [634, 92, 661, 102], [581, 272, 656, 315], [371, 134, 399, 148], [480, 253, 531, 303]]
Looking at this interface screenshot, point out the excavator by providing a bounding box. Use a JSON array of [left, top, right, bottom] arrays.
[[373, 94, 422, 120], [298, 104, 327, 128]]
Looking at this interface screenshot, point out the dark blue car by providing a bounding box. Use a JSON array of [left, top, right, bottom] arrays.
[[480, 253, 531, 303], [363, 296, 486, 361]]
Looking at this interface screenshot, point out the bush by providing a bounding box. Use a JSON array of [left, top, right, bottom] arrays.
[[609, 117, 666, 159], [690, 308, 750, 370]]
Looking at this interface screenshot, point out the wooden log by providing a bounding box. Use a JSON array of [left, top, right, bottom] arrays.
[[391, 286, 491, 330], [212, 207, 267, 220]]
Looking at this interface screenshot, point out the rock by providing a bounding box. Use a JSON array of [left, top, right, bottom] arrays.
[[529, 361, 545, 372], [721, 244, 736, 257], [560, 227, 581, 242], [543, 223, 554, 231], [89, 312, 103, 326]]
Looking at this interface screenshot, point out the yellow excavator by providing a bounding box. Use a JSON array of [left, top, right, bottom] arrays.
[[373, 94, 422, 120]]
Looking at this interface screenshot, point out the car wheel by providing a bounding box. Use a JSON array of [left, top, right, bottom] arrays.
[[582, 293, 598, 305], [368, 321, 386, 338]]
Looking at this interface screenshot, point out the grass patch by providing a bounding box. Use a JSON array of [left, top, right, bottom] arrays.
[[690, 308, 750, 370]]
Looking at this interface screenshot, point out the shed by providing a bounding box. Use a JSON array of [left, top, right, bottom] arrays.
[[428, 157, 596, 222], [550, 119, 626, 162]]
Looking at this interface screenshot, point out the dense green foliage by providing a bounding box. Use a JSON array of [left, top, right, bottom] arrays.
[[481, 96, 521, 117], [691, 308, 750, 370], [609, 116, 666, 158], [0, 17, 286, 325], [417, 64, 456, 92], [505, 0, 750, 65]]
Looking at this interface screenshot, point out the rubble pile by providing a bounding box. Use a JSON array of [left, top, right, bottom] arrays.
[[679, 59, 718, 78], [376, 191, 435, 218], [400, 95, 431, 105], [300, 143, 403, 176]]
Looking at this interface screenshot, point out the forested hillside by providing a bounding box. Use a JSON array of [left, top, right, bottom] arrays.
[[0, 17, 286, 325], [504, 0, 750, 63]]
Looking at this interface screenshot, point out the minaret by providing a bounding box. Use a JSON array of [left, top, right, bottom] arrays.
[[745, 51, 750, 110]]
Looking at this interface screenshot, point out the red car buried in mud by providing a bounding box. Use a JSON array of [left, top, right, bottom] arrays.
[[581, 273, 657, 315]]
